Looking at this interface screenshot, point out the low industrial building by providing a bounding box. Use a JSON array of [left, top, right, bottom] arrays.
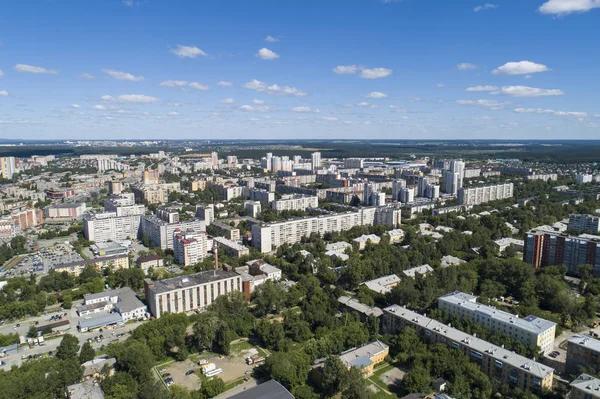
[[78, 313, 123, 332], [79, 287, 147, 322], [228, 380, 294, 399]]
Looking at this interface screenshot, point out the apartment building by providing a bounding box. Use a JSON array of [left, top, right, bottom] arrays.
[[0, 157, 17, 180], [526, 174, 558, 182], [458, 183, 514, 205], [211, 220, 241, 241], [566, 335, 600, 375], [244, 201, 261, 218], [141, 214, 205, 250], [338, 341, 389, 377], [132, 182, 181, 204], [196, 204, 214, 226], [569, 214, 600, 233], [438, 291, 556, 354], [43, 203, 87, 220], [144, 269, 242, 317], [212, 236, 250, 257], [173, 229, 208, 266], [271, 194, 318, 212], [11, 208, 43, 230], [571, 374, 600, 399], [577, 174, 593, 184], [84, 211, 142, 243], [524, 229, 600, 276], [53, 254, 129, 277], [251, 206, 400, 253], [247, 188, 275, 203], [464, 168, 482, 179], [382, 305, 554, 391], [0, 218, 15, 242], [103, 193, 145, 217]]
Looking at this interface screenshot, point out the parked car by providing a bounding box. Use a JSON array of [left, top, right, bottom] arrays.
[[162, 373, 171, 378], [185, 370, 195, 376], [549, 351, 560, 358], [159, 368, 167, 373]]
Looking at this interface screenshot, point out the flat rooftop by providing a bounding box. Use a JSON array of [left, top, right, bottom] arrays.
[[148, 269, 239, 294]]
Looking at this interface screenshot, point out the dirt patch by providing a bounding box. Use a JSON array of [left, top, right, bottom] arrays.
[[164, 359, 200, 391]]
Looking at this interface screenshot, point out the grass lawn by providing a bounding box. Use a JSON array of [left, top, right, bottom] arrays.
[[3, 255, 25, 270]]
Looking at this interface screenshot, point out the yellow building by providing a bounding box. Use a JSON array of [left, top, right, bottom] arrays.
[[53, 255, 130, 276], [338, 340, 389, 377]]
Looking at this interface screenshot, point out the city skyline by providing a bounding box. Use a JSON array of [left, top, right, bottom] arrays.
[[1, 0, 599, 140]]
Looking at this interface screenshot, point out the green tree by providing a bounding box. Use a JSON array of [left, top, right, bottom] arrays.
[[61, 294, 73, 309], [200, 377, 225, 397], [79, 341, 96, 364], [27, 325, 38, 338], [342, 367, 371, 399], [252, 280, 286, 317], [322, 356, 349, 396], [56, 334, 80, 361]]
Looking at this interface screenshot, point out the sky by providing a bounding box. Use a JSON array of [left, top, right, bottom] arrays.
[[0, 0, 599, 140]]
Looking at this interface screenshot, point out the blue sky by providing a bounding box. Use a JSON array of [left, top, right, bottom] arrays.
[[0, 0, 599, 140]]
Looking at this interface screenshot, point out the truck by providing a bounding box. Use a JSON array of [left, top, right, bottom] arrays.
[[37, 336, 44, 346], [246, 354, 265, 365], [205, 368, 223, 377]]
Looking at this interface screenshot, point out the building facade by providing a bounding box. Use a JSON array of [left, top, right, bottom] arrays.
[[173, 229, 208, 266], [458, 183, 514, 205], [569, 214, 600, 233], [271, 195, 318, 212]]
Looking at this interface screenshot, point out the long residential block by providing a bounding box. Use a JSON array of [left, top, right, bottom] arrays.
[[382, 305, 554, 391], [458, 183, 514, 205], [438, 291, 556, 354]]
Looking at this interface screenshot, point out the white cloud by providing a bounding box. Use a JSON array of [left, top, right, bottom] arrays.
[[492, 61, 549, 75], [160, 80, 188, 88], [78, 73, 95, 80], [322, 117, 338, 121], [101, 94, 159, 104], [539, 0, 600, 15], [103, 69, 144, 82], [360, 67, 392, 79], [357, 102, 373, 107], [292, 106, 320, 113], [122, 0, 133, 6], [71, 104, 81, 109], [0, 90, 8, 96], [474, 3, 498, 11], [410, 97, 421, 102], [252, 99, 265, 105], [366, 91, 388, 99], [170, 44, 207, 58], [221, 98, 235, 104], [514, 107, 587, 117], [167, 111, 178, 116], [91, 105, 107, 110], [265, 35, 279, 42], [256, 48, 280, 60], [217, 81, 233, 87], [333, 65, 358, 74], [188, 82, 209, 91], [14, 64, 59, 74], [239, 104, 271, 112], [466, 85, 499, 92], [457, 63, 477, 70], [242, 79, 306, 96], [495, 85, 564, 97], [457, 99, 509, 109], [437, 83, 445, 88]]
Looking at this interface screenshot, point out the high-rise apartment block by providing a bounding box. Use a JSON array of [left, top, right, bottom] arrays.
[[458, 183, 514, 205], [84, 211, 142, 243], [311, 152, 321, 170], [143, 170, 160, 185], [141, 214, 205, 250], [577, 174, 593, 184], [272, 195, 318, 212], [0, 157, 17, 180], [438, 291, 556, 354], [251, 206, 401, 253], [173, 229, 208, 266], [195, 205, 214, 226], [524, 229, 600, 276], [569, 214, 600, 233]]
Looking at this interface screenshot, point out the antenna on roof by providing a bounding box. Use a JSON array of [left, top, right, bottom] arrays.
[[213, 241, 218, 277]]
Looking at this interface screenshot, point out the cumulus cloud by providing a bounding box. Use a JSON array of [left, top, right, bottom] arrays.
[[437, 83, 445, 88], [160, 80, 188, 88], [217, 81, 233, 87], [167, 111, 178, 116], [457, 99, 509, 109], [71, 104, 81, 109], [474, 3, 497, 11], [242, 79, 307, 96], [221, 98, 235, 104], [360, 67, 392, 79], [332, 65, 392, 79], [78, 73, 95, 80], [539, 0, 600, 15], [466, 85, 499, 92], [333, 65, 359, 74], [103, 69, 144, 81], [265, 35, 279, 42], [14, 64, 59, 74], [252, 99, 265, 105], [492, 61, 549, 75], [322, 117, 338, 121], [256, 48, 280, 60], [457, 63, 477, 70], [170, 44, 207, 58], [239, 104, 272, 112], [188, 82, 210, 91], [0, 90, 8, 96], [357, 102, 374, 108], [101, 94, 159, 104], [366, 91, 388, 99], [514, 107, 587, 117], [494, 85, 564, 97], [292, 106, 320, 113], [91, 105, 107, 110]]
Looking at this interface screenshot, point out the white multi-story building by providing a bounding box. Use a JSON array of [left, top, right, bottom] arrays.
[[399, 187, 415, 203], [196, 204, 214, 226], [103, 193, 145, 217], [0, 157, 17, 180], [251, 206, 400, 253], [568, 214, 600, 233], [526, 174, 558, 182], [43, 203, 87, 220], [84, 212, 142, 243], [79, 287, 147, 322], [311, 152, 321, 170], [141, 215, 206, 250], [438, 291, 556, 354], [344, 158, 364, 169], [463, 168, 481, 179], [173, 229, 208, 266], [144, 269, 242, 318], [244, 200, 262, 218], [577, 173, 593, 184], [272, 195, 318, 212], [391, 179, 407, 202], [458, 182, 514, 205]]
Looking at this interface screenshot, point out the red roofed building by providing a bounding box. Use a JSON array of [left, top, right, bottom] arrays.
[[173, 229, 208, 266]]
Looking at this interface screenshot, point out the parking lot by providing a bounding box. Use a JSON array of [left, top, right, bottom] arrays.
[[1, 243, 83, 278]]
